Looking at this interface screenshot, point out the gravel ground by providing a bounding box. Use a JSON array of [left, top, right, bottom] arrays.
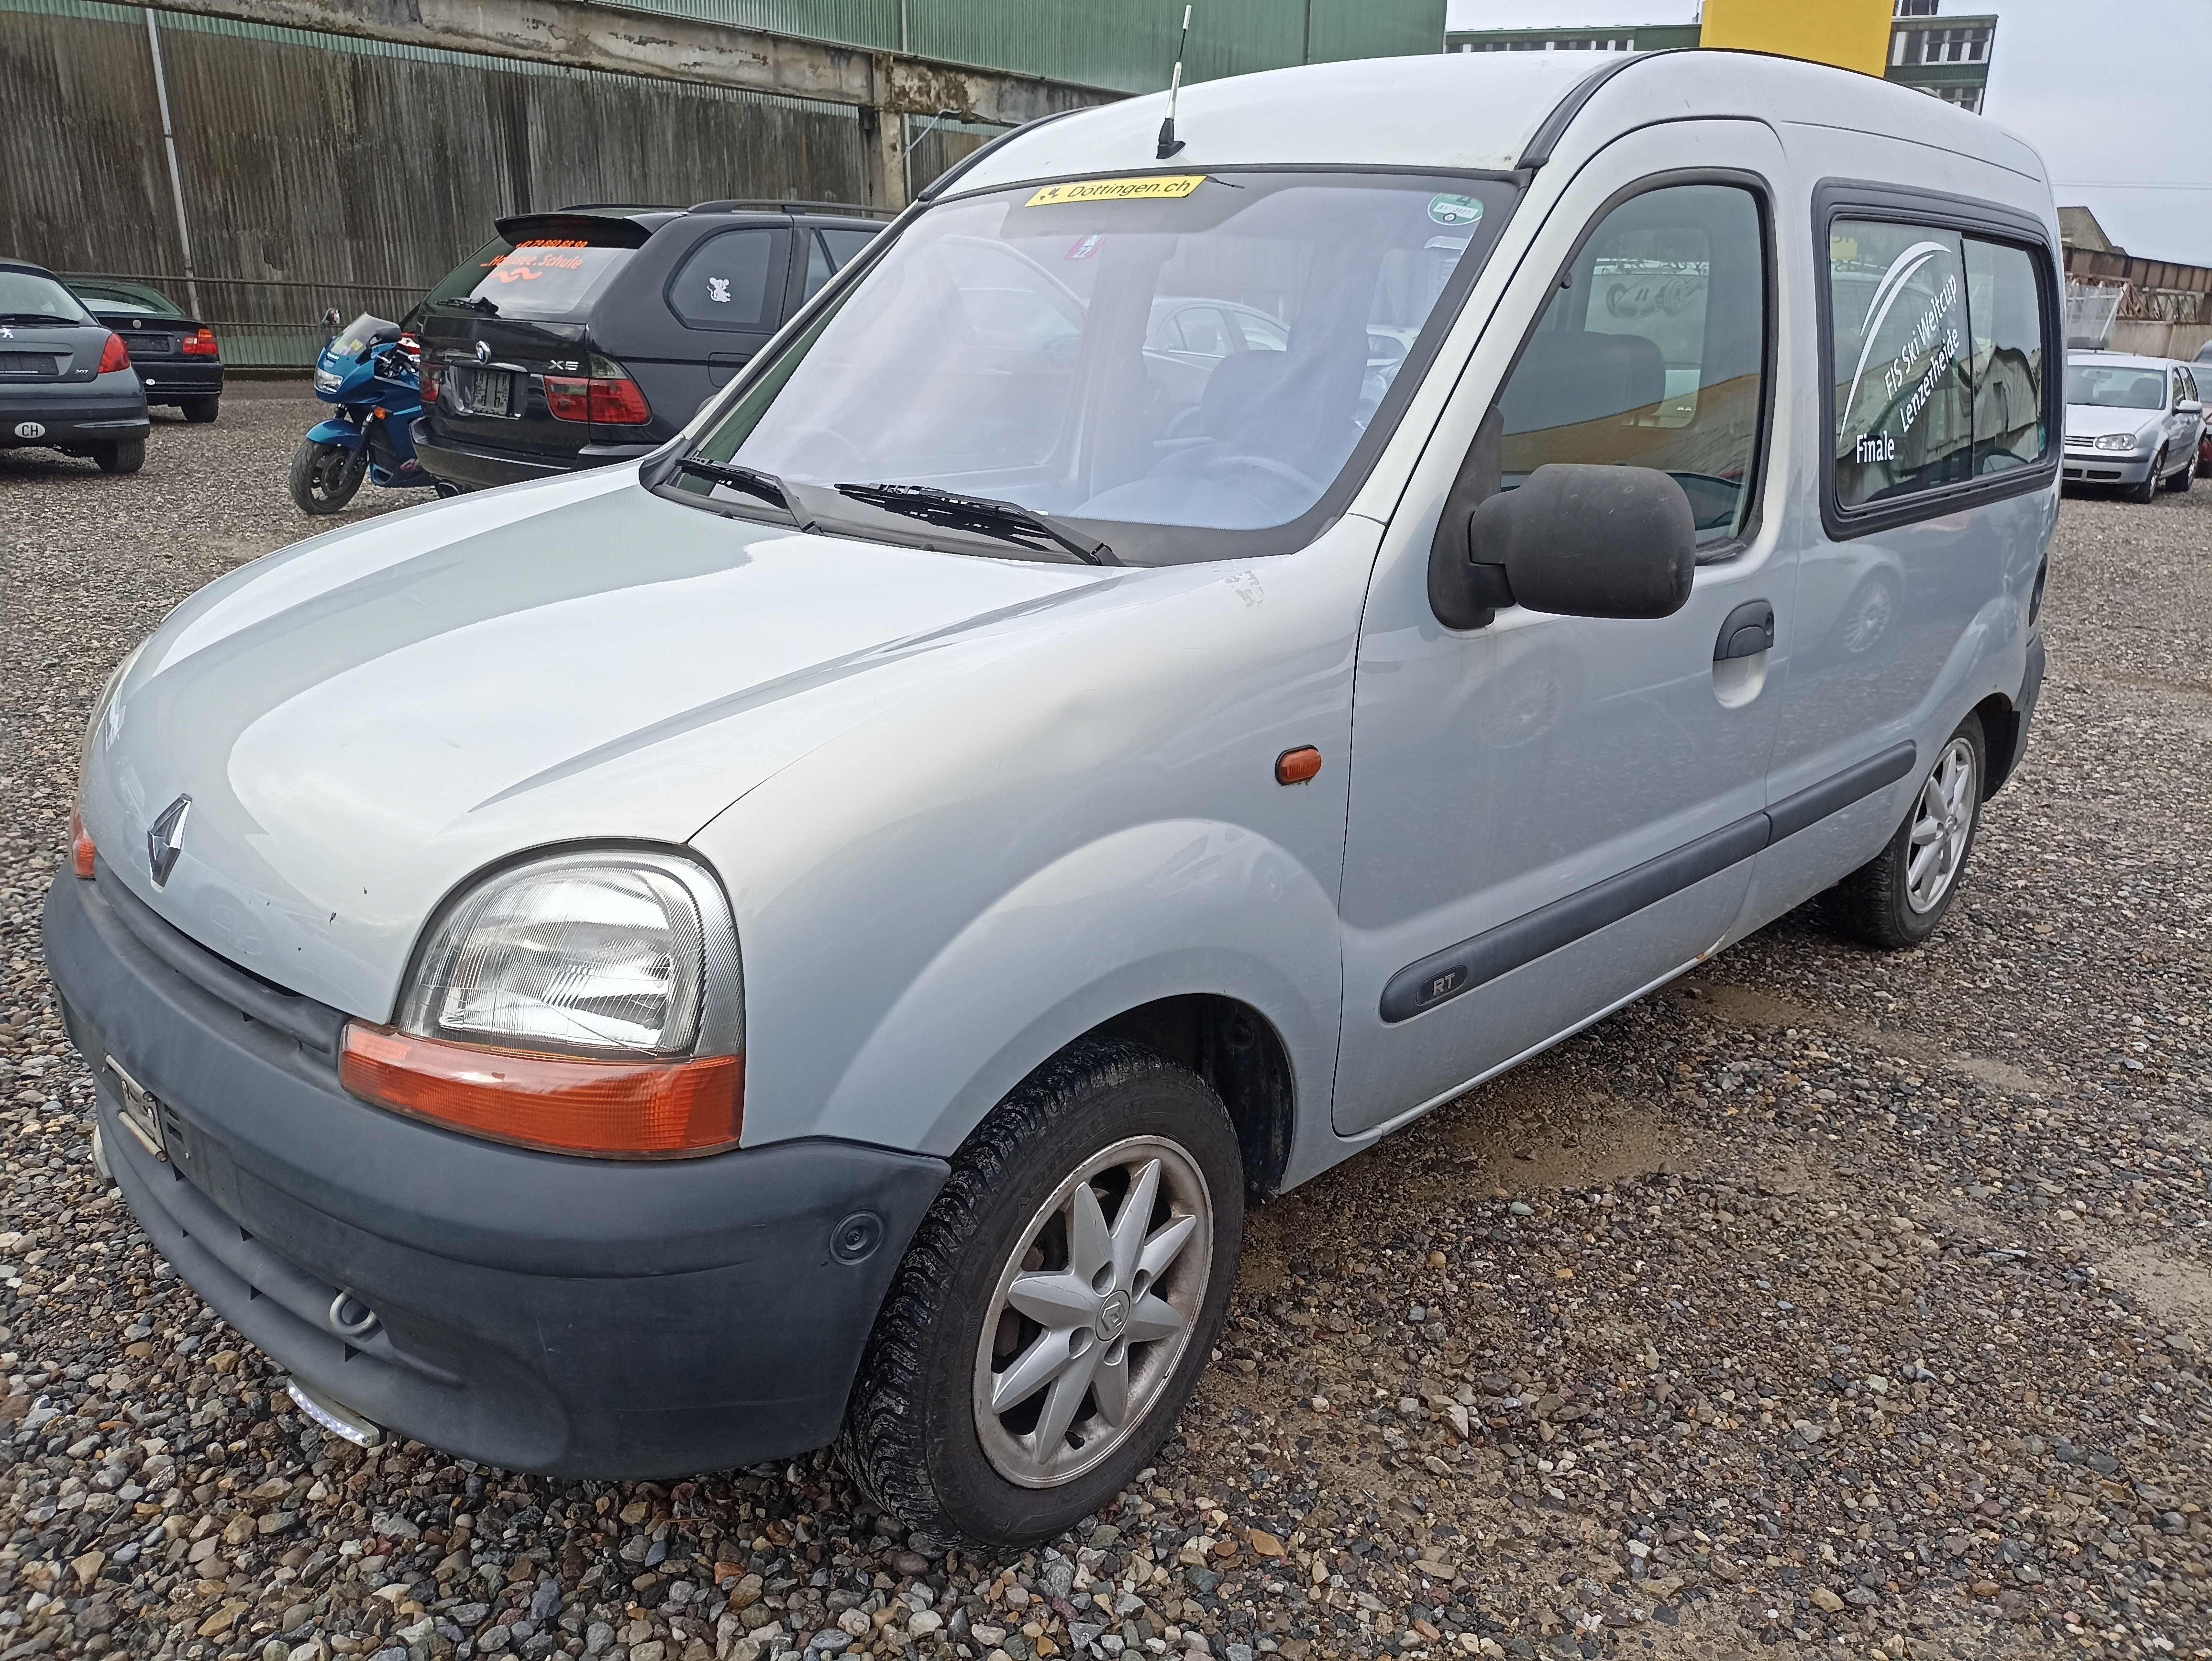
[[0, 397, 2207, 1661]]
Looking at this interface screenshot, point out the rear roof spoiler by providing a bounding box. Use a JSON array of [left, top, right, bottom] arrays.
[[494, 211, 659, 247]]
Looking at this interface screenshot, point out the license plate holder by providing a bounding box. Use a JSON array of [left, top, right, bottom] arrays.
[[106, 1057, 167, 1163], [456, 365, 513, 418]]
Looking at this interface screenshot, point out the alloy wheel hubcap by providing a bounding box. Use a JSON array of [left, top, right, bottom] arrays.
[[1905, 735, 1977, 913], [973, 1136, 1212, 1488]]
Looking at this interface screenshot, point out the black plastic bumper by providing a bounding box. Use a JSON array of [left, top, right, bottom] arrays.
[[0, 385, 149, 448], [138, 362, 224, 403], [43, 869, 947, 1478], [411, 422, 654, 489]]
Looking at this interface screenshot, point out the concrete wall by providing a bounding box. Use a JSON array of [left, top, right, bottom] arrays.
[[2107, 320, 2212, 363]]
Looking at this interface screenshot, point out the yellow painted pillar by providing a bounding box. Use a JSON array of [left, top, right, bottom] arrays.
[[1699, 0, 1893, 77]]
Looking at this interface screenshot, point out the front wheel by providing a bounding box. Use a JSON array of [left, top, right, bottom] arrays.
[[840, 1039, 1243, 1549], [1827, 713, 1985, 949], [289, 436, 364, 514], [2164, 452, 2193, 492], [2127, 450, 2164, 504]]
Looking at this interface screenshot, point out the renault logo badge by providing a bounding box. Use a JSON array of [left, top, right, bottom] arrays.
[[474, 340, 491, 364], [147, 794, 191, 889]]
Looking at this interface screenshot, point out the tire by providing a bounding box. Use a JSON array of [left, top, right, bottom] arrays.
[[180, 398, 220, 424], [289, 435, 365, 514], [93, 438, 144, 475], [840, 1038, 1244, 1550], [2163, 453, 2192, 492], [1827, 711, 1986, 949], [2126, 451, 2162, 504]]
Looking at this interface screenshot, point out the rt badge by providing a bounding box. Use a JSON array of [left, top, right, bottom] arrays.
[[147, 794, 191, 889]]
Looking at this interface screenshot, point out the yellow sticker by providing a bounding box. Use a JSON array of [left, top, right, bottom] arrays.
[[1025, 175, 1207, 207]]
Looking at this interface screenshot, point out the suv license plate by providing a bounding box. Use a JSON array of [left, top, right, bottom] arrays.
[[457, 365, 513, 418], [106, 1057, 167, 1162]]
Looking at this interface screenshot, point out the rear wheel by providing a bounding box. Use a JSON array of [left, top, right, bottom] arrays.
[[2127, 450, 2164, 504], [840, 1039, 1242, 1549], [289, 436, 365, 514], [1827, 712, 1985, 949], [93, 438, 144, 475], [180, 398, 220, 424]]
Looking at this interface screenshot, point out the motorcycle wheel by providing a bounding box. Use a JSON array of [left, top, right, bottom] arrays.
[[289, 436, 366, 515]]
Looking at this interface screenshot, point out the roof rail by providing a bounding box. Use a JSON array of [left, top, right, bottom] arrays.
[[1517, 50, 1681, 171], [686, 199, 899, 220], [554, 203, 680, 214]]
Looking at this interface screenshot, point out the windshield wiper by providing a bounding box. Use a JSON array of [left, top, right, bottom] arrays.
[[676, 457, 797, 515], [435, 295, 499, 315], [834, 483, 1117, 566]]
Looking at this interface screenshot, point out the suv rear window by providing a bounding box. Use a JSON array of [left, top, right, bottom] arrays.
[[426, 235, 636, 321]]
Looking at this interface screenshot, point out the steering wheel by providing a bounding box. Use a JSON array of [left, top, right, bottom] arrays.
[[1203, 452, 1323, 498]]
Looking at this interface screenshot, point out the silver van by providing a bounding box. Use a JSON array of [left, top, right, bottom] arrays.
[[47, 47, 2057, 1547]]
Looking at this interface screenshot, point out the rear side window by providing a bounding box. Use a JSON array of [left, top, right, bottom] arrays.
[[425, 236, 635, 321], [671, 228, 782, 329], [1499, 182, 1769, 546], [1827, 218, 2049, 509], [800, 227, 880, 304]]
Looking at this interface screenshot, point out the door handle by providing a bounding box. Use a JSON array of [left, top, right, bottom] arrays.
[[1715, 599, 1775, 662]]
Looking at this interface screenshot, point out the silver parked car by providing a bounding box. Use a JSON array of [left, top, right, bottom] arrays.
[[2061, 350, 2202, 500], [47, 47, 2057, 1546]]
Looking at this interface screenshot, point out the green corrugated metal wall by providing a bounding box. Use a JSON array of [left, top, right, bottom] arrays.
[[586, 0, 1443, 93]]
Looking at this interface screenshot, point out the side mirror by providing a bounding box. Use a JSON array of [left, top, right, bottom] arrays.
[[2179, 399, 2203, 417], [1431, 447, 1697, 630]]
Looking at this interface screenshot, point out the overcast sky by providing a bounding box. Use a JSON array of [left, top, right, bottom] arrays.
[[1446, 0, 2212, 266]]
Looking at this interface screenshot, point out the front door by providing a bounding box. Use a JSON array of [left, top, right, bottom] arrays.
[[1334, 121, 1790, 1134]]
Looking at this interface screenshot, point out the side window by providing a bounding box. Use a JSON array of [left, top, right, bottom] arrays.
[[1499, 182, 1768, 544], [818, 228, 878, 269], [1963, 238, 2047, 475], [1232, 311, 1286, 352], [1828, 221, 1970, 506], [802, 234, 834, 303], [800, 228, 881, 303], [669, 228, 782, 330], [1175, 307, 1232, 357]]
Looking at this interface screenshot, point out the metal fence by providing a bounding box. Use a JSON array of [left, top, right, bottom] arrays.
[[2, 0, 871, 366], [2065, 281, 2124, 351]]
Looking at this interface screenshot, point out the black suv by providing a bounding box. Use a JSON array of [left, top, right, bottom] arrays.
[[413, 202, 885, 490]]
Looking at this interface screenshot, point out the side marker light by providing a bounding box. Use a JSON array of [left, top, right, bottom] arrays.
[[1275, 746, 1323, 786]]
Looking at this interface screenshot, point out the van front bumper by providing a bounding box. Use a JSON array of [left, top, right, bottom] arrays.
[[43, 867, 946, 1478]]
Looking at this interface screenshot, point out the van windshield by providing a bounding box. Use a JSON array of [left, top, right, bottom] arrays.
[[678, 171, 1516, 563], [425, 235, 636, 321], [2065, 365, 2164, 410]]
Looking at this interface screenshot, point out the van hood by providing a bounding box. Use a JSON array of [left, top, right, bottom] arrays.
[[77, 468, 1109, 1019]]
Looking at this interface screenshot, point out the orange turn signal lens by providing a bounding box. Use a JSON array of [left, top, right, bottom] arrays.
[[1274, 746, 1323, 786], [69, 811, 96, 879], [339, 1024, 743, 1158]]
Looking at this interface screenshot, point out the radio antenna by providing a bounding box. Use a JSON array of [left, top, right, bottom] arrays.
[[1157, 5, 1191, 159]]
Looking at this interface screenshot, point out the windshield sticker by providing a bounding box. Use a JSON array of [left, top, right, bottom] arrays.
[[1064, 235, 1105, 260], [1026, 175, 1206, 206], [1427, 194, 1484, 227]]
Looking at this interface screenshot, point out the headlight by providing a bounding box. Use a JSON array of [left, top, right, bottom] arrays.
[[2093, 433, 2139, 452], [342, 851, 745, 1157]]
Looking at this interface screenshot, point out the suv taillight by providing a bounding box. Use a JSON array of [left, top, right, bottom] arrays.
[[545, 352, 652, 427], [179, 327, 219, 357], [420, 363, 442, 406], [97, 332, 131, 374]]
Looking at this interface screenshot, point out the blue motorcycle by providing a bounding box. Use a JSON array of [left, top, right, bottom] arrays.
[[290, 311, 441, 514]]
